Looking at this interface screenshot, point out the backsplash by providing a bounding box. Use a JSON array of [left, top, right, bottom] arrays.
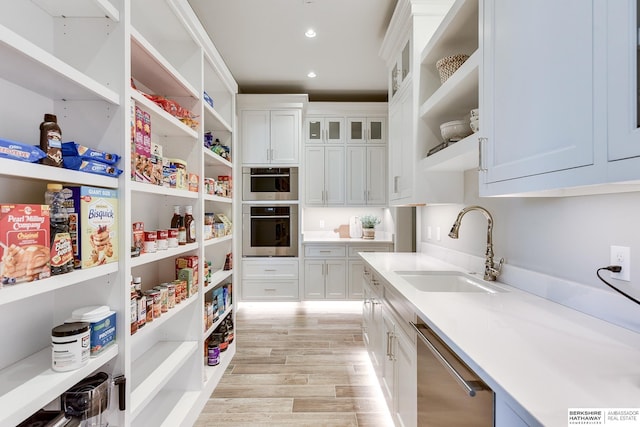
[[302, 207, 389, 233], [418, 170, 640, 333]]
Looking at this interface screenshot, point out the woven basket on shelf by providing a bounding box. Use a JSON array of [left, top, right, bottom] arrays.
[[436, 54, 469, 84]]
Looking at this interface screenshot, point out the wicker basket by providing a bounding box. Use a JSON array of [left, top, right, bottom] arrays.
[[436, 54, 469, 84]]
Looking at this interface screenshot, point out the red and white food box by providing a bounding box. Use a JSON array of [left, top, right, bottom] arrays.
[[0, 204, 51, 285], [133, 105, 152, 183], [175, 255, 198, 294]]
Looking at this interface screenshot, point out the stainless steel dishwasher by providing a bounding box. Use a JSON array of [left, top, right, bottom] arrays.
[[410, 320, 494, 426]]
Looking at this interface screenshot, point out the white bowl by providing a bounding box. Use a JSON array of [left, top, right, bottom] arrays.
[[470, 119, 479, 133], [440, 120, 472, 142], [470, 108, 479, 118]]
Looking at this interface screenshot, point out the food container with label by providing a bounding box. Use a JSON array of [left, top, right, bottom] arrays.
[[52, 322, 90, 371], [68, 305, 117, 357]]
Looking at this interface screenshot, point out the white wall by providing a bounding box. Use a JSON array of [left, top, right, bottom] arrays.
[[419, 170, 640, 330]]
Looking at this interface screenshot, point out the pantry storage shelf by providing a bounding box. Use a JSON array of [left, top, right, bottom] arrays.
[[130, 181, 199, 198], [204, 269, 233, 292], [130, 242, 199, 267], [131, 295, 198, 344], [130, 340, 198, 419], [204, 102, 232, 133], [130, 28, 199, 100], [0, 24, 120, 104], [203, 341, 235, 391], [131, 90, 198, 139], [203, 194, 232, 204], [0, 263, 118, 307], [0, 158, 119, 188], [31, 0, 119, 20], [203, 234, 233, 248], [133, 390, 201, 427], [203, 305, 233, 338], [204, 149, 232, 168], [0, 344, 118, 427]]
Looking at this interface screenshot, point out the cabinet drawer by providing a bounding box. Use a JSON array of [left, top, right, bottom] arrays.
[[242, 259, 299, 279], [348, 244, 392, 258], [304, 245, 346, 257], [242, 280, 299, 300]]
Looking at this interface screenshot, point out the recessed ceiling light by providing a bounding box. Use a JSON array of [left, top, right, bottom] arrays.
[[305, 29, 316, 38], [307, 71, 317, 78]]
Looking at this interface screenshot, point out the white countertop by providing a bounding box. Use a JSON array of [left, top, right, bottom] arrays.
[[360, 252, 640, 427]]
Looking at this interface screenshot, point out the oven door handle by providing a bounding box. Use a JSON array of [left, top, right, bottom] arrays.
[[410, 321, 487, 397], [250, 174, 290, 178], [250, 215, 291, 219]]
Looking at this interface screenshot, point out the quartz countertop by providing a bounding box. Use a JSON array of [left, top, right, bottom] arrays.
[[360, 252, 640, 427]]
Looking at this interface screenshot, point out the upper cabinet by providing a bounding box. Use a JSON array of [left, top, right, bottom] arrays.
[[479, 0, 640, 196], [380, 0, 459, 206], [238, 95, 306, 166], [303, 102, 388, 207], [305, 117, 345, 144]]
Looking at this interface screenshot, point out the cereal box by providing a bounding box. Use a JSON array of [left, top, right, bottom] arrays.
[[133, 105, 151, 183], [0, 204, 51, 285], [62, 186, 118, 268], [176, 255, 198, 295]]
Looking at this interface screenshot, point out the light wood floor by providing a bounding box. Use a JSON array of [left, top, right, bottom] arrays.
[[195, 301, 394, 427]]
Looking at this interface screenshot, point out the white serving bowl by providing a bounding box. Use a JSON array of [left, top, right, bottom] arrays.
[[440, 120, 472, 142], [470, 108, 479, 118], [470, 118, 479, 133]]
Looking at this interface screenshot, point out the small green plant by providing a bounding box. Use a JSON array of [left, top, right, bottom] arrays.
[[360, 214, 381, 229]]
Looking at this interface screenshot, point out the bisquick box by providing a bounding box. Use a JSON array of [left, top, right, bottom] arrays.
[[67, 305, 116, 356], [0, 204, 51, 285], [62, 186, 118, 269]]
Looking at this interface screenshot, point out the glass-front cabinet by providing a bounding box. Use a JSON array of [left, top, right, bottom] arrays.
[[305, 117, 344, 144]]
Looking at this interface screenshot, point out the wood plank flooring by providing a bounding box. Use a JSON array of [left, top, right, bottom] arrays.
[[195, 301, 394, 427]]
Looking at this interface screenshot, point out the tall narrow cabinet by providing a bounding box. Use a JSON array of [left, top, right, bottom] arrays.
[[0, 0, 237, 426]]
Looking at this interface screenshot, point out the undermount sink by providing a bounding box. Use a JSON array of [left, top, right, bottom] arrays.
[[394, 270, 507, 294]]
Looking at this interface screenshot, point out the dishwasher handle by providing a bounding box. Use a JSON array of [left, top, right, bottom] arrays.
[[410, 321, 488, 397]]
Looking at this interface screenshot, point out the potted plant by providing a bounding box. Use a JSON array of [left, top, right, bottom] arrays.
[[360, 215, 381, 239]]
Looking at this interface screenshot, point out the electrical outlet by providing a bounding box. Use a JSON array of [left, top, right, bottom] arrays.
[[427, 226, 432, 240], [319, 220, 325, 229], [436, 226, 441, 241], [610, 245, 631, 281]]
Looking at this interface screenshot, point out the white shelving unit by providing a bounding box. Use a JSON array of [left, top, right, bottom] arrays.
[[419, 0, 479, 174], [0, 0, 237, 425]]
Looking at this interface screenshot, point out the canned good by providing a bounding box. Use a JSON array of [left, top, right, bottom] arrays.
[[145, 289, 161, 319], [143, 230, 157, 253], [144, 293, 154, 322], [167, 283, 176, 309], [155, 284, 169, 313], [168, 228, 179, 248], [157, 229, 168, 250]]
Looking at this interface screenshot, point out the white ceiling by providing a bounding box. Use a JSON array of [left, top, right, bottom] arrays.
[[188, 0, 398, 101]]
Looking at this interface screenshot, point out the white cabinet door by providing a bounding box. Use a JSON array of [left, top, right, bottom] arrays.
[[367, 146, 387, 205], [482, 0, 594, 186], [325, 260, 346, 299], [241, 110, 270, 164], [368, 118, 386, 144], [348, 117, 387, 144], [389, 86, 414, 203], [324, 146, 345, 205], [380, 312, 396, 407], [304, 260, 326, 299], [395, 326, 417, 427], [607, 0, 640, 162], [304, 146, 326, 205], [270, 110, 300, 164], [306, 117, 344, 144], [348, 260, 365, 299], [346, 146, 367, 205], [347, 146, 386, 206]]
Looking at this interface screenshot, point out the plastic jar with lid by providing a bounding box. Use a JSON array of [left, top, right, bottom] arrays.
[[51, 322, 90, 372]]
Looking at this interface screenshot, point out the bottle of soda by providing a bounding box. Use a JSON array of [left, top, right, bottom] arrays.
[[45, 183, 74, 275]]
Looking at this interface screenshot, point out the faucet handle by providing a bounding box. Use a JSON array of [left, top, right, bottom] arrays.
[[491, 257, 505, 276]]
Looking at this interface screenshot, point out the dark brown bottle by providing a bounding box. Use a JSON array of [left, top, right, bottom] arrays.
[[39, 114, 63, 167], [171, 205, 183, 228], [184, 205, 195, 243]]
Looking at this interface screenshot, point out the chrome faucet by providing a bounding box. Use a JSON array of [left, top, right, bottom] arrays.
[[448, 205, 504, 281]]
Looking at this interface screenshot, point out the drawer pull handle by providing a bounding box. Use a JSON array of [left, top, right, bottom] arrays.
[[264, 269, 277, 272], [264, 288, 276, 292]]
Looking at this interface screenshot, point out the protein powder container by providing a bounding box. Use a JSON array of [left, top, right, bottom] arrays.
[[51, 322, 90, 372]]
